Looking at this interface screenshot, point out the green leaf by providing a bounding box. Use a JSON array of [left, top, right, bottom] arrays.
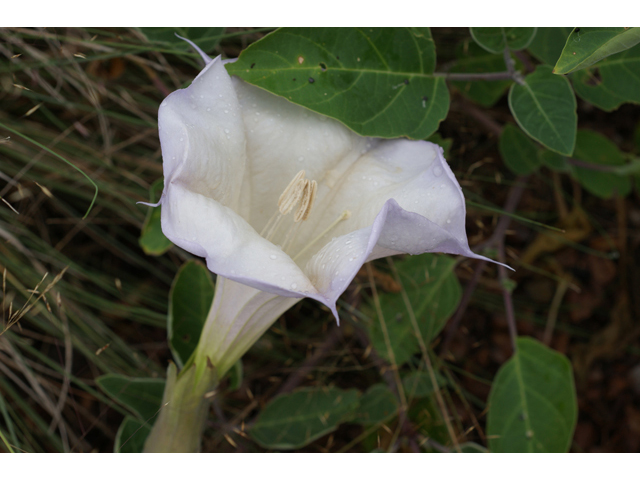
[[470, 27, 537, 54], [571, 44, 640, 111], [486, 337, 577, 453], [554, 27, 640, 74], [570, 130, 632, 199], [450, 42, 515, 107], [353, 384, 398, 426], [250, 387, 359, 450], [139, 179, 172, 256], [226, 27, 449, 139], [538, 149, 569, 172], [508, 65, 577, 156], [96, 375, 165, 421], [138, 27, 225, 53], [168, 260, 215, 367], [527, 28, 573, 66], [499, 123, 542, 175], [366, 254, 462, 365], [402, 371, 445, 399], [114, 416, 151, 453]]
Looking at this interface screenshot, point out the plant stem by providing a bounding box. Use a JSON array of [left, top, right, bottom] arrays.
[[143, 362, 218, 453]]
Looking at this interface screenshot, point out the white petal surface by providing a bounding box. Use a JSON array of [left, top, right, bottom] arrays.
[[159, 53, 497, 320]]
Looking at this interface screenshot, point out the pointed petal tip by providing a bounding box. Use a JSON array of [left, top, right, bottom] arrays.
[[137, 200, 162, 208], [174, 34, 212, 65]]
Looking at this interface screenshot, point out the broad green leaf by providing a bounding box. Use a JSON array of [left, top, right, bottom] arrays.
[[96, 375, 165, 421], [571, 44, 640, 111], [402, 371, 445, 399], [451, 42, 515, 107], [139, 27, 225, 53], [470, 27, 537, 54], [554, 27, 640, 74], [226, 27, 449, 139], [499, 123, 541, 175], [353, 384, 398, 426], [538, 149, 569, 172], [114, 416, 151, 453], [168, 260, 215, 367], [508, 65, 577, 155], [528, 28, 572, 65], [250, 387, 359, 450], [487, 337, 577, 453], [366, 254, 462, 365], [139, 179, 172, 256], [570, 130, 631, 199]]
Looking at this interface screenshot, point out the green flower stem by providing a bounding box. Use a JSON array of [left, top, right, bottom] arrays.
[[143, 361, 217, 453], [144, 277, 300, 452]]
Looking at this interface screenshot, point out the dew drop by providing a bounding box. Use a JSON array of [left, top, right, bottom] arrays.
[[290, 282, 297, 289], [224, 109, 229, 114], [446, 219, 451, 224], [345, 240, 352, 245], [434, 166, 443, 177], [270, 254, 277, 260], [224, 129, 230, 134], [206, 107, 211, 112], [440, 184, 446, 188]]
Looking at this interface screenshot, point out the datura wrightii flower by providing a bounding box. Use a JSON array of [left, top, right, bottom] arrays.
[[143, 41, 502, 452]]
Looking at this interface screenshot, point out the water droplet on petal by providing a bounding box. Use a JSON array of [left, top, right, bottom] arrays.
[[290, 282, 297, 289], [434, 166, 443, 176], [345, 240, 351, 245], [270, 254, 277, 260]]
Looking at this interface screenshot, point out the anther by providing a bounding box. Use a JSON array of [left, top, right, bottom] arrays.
[[294, 180, 317, 222], [278, 170, 306, 215]]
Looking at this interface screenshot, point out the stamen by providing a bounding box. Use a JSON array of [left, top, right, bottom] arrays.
[[278, 170, 306, 215], [261, 170, 307, 240], [294, 180, 317, 223], [292, 210, 351, 262]]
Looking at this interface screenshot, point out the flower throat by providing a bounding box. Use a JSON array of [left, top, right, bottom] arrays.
[[260, 170, 351, 262]]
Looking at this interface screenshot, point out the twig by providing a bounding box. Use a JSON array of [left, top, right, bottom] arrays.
[[498, 243, 518, 353], [543, 279, 569, 346]]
